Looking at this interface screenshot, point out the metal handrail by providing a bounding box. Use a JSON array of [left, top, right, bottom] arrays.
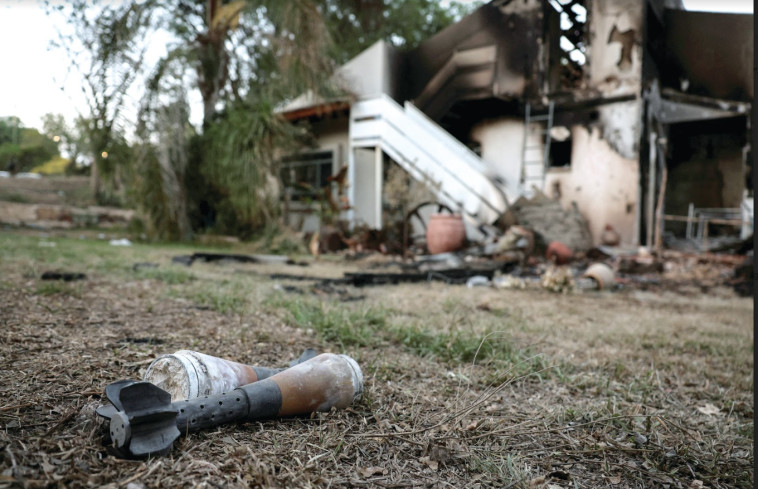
[[349, 95, 506, 222]]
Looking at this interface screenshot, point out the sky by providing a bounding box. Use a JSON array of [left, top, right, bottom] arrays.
[[0, 0, 195, 130], [0, 0, 81, 129], [0, 0, 753, 132]]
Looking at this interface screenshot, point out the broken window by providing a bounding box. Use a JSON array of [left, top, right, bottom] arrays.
[[280, 150, 334, 201], [548, 138, 572, 168], [547, 0, 587, 88], [548, 126, 572, 168]]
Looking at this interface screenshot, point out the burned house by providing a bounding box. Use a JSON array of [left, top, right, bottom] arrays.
[[279, 0, 753, 251]]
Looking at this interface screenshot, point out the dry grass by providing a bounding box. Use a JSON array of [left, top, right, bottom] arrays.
[[0, 231, 753, 488]]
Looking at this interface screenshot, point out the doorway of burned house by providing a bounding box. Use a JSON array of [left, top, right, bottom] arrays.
[[661, 115, 751, 247]]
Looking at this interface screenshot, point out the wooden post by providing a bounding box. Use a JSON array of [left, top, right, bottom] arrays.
[[646, 132, 657, 247], [653, 164, 668, 253]]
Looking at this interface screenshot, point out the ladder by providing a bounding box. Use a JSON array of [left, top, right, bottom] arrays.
[[520, 101, 554, 195]]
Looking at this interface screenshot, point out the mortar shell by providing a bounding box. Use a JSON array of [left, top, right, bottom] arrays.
[[144, 350, 264, 401]]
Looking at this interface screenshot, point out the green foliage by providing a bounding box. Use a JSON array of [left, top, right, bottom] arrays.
[[131, 93, 195, 240], [32, 156, 71, 175], [49, 0, 482, 239], [130, 139, 184, 240], [316, 0, 482, 64], [201, 102, 307, 235], [49, 1, 155, 203], [42, 114, 89, 174], [35, 281, 83, 298], [93, 134, 134, 207], [0, 121, 60, 173], [0, 117, 20, 145], [0, 193, 29, 204], [130, 1, 339, 238]]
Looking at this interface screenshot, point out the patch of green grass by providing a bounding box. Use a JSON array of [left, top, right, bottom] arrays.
[[0, 234, 135, 276], [390, 322, 496, 364], [0, 233, 230, 282], [267, 296, 382, 348], [268, 296, 551, 377], [194, 290, 245, 314], [35, 281, 81, 297], [186, 279, 252, 314], [135, 266, 195, 285]]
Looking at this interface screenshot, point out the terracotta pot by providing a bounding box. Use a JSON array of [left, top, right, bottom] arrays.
[[583, 262, 615, 290], [601, 224, 621, 246], [426, 214, 466, 254], [546, 241, 573, 264]]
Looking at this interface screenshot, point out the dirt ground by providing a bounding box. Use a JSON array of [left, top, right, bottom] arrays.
[[0, 230, 753, 488]]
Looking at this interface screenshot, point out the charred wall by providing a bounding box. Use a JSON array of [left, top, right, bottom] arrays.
[[545, 125, 639, 246], [639, 4, 753, 243], [404, 2, 543, 113], [661, 10, 753, 101], [588, 0, 644, 90]]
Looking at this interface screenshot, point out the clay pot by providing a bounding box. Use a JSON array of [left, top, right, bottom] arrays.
[[546, 241, 573, 264], [601, 224, 621, 246], [583, 263, 616, 290], [426, 214, 466, 254]]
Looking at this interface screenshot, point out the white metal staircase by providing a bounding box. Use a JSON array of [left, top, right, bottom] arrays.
[[348, 94, 508, 229]]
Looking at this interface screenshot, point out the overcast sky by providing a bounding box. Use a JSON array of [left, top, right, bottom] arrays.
[[0, 0, 753, 132]]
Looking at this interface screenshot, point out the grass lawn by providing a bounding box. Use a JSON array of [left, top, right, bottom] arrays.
[[0, 231, 752, 488]]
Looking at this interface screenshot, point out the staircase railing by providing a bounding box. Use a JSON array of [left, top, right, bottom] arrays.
[[349, 94, 507, 227]]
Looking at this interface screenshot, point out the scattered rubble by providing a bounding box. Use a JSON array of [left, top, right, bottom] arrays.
[[465, 275, 491, 288], [500, 190, 593, 254], [172, 252, 304, 267], [731, 253, 753, 297], [540, 266, 575, 293], [40, 271, 86, 281], [132, 262, 158, 271], [492, 274, 527, 290], [343, 268, 499, 287], [264, 234, 749, 297], [108, 238, 132, 246]]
